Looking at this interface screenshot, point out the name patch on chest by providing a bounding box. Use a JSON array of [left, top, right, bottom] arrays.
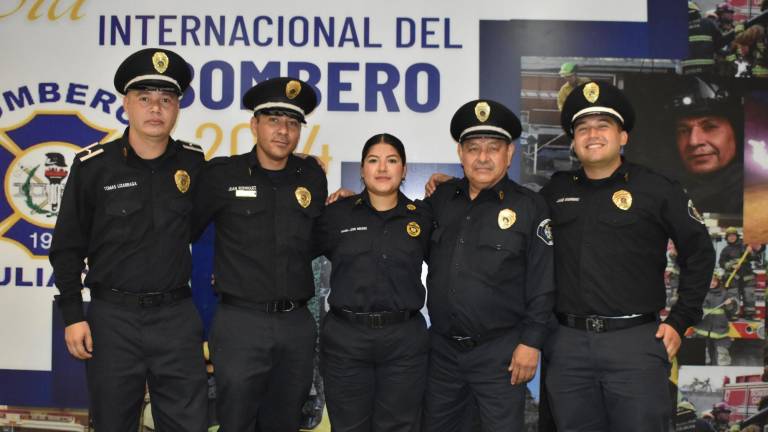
[[103, 181, 138, 192], [340, 226, 367, 234], [556, 197, 580, 203], [229, 185, 258, 198]]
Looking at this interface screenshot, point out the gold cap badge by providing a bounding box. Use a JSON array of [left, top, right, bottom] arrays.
[[152, 52, 169, 74], [286, 80, 302, 99], [498, 209, 516, 230], [406, 203, 417, 211], [406, 221, 421, 237], [174, 170, 190, 193], [295, 186, 311, 208], [475, 101, 491, 123], [583, 82, 600, 103], [612, 190, 632, 210]]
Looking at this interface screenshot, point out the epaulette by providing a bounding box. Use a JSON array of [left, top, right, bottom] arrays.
[[77, 142, 104, 162], [179, 141, 205, 154]]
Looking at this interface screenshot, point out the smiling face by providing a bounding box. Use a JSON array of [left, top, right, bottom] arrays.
[[361, 142, 406, 196], [123, 89, 180, 140], [571, 114, 627, 173], [675, 115, 736, 175], [251, 113, 302, 167], [457, 136, 514, 192]]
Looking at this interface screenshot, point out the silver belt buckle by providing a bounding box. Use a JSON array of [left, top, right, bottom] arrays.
[[585, 316, 606, 333]]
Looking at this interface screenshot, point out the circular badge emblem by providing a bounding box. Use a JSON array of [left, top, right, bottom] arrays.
[[406, 221, 421, 237], [5, 142, 81, 229]]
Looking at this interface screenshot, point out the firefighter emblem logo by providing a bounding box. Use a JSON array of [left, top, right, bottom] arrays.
[[6, 148, 75, 225], [1, 111, 113, 256], [537, 218, 553, 246]]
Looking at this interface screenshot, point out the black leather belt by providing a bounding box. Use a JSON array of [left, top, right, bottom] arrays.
[[331, 307, 420, 328], [444, 327, 513, 351], [221, 294, 307, 313], [92, 286, 191, 308], [556, 313, 657, 333]]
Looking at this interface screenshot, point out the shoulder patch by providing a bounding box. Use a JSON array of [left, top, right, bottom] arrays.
[[537, 218, 554, 246], [180, 141, 204, 154], [77, 142, 104, 162], [688, 199, 705, 224]]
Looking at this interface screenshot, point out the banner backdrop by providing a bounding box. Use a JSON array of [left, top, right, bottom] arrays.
[[7, 1, 756, 430]]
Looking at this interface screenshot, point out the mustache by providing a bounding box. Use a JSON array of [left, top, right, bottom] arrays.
[[472, 161, 495, 169], [683, 143, 718, 157]]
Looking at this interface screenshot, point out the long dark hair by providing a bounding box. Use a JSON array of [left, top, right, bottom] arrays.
[[361, 133, 406, 165]]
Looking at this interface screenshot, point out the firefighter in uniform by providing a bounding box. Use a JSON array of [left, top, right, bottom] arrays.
[[541, 81, 715, 431], [191, 77, 327, 431], [317, 133, 431, 432], [719, 227, 756, 319], [423, 99, 555, 431], [49, 48, 208, 431], [557, 63, 590, 112], [683, 1, 722, 75], [667, 76, 743, 215], [692, 268, 737, 365], [711, 402, 732, 432]]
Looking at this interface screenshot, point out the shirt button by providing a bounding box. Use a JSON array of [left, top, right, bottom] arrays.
[[466, 216, 471, 220], [459, 238, 465, 244]]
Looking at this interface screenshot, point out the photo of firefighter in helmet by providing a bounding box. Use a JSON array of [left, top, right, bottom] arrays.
[[691, 268, 738, 366], [666, 76, 744, 215], [719, 227, 758, 320]]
